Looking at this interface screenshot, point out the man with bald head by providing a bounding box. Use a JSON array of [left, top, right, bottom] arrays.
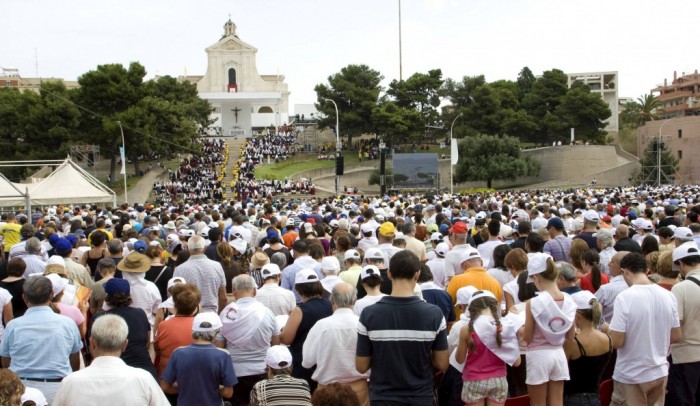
[[173, 235, 227, 313], [595, 251, 631, 324], [613, 224, 642, 254]]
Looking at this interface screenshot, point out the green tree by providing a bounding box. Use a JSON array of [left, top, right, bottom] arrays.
[[454, 134, 539, 188], [75, 63, 211, 179], [516, 66, 536, 103], [523, 69, 568, 144], [314, 64, 383, 147], [555, 81, 611, 143], [633, 138, 679, 185], [385, 69, 444, 141], [620, 94, 662, 128], [371, 101, 422, 145]]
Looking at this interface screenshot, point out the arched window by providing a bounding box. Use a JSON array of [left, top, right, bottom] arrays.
[[228, 68, 237, 85], [258, 106, 273, 113]]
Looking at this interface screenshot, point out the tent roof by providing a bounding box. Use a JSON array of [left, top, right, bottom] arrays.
[[27, 159, 115, 205], [0, 158, 115, 207]]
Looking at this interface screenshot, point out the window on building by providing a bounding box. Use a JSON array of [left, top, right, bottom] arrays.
[[4, 81, 10, 87], [678, 129, 682, 138], [679, 150, 683, 159]]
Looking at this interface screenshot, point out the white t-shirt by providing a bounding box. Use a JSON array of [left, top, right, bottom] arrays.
[[0, 287, 12, 341], [353, 294, 385, 317], [610, 284, 680, 384], [477, 240, 501, 268], [503, 279, 521, 306]]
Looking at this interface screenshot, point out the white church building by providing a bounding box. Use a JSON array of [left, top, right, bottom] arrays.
[[187, 19, 290, 136]]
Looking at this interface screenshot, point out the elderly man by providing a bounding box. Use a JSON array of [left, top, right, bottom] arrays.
[[216, 274, 280, 405], [613, 224, 642, 254], [446, 250, 502, 318], [595, 251, 630, 324], [9, 224, 49, 261], [20, 238, 47, 279], [256, 264, 296, 316], [0, 276, 82, 404], [320, 256, 343, 296], [401, 221, 428, 263], [444, 221, 472, 282], [250, 345, 312, 405], [54, 315, 169, 405], [302, 282, 369, 405], [161, 312, 237, 405], [173, 235, 227, 313], [596, 228, 617, 275]]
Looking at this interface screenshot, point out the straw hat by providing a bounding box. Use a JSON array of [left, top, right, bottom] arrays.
[[117, 251, 152, 273]]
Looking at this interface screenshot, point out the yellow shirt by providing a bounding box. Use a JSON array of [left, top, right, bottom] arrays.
[[1, 223, 22, 252]]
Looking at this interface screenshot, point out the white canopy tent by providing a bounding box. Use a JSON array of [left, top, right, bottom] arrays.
[[0, 158, 116, 210]]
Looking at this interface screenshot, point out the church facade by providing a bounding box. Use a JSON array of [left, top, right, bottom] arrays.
[[193, 19, 290, 136]]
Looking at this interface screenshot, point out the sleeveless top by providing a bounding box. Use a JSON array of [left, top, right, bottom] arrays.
[[289, 297, 333, 369], [86, 249, 107, 276], [564, 335, 613, 395], [463, 332, 507, 381]]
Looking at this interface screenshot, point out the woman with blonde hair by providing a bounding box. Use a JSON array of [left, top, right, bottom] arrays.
[[523, 253, 577, 406], [654, 250, 679, 291], [569, 239, 589, 273], [563, 291, 612, 405], [144, 242, 172, 301]]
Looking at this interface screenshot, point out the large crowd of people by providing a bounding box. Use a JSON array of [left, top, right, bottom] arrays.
[[0, 185, 699, 406], [152, 139, 228, 206], [232, 130, 315, 200]]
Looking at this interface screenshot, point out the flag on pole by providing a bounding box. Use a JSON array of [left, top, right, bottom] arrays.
[[119, 146, 126, 175], [451, 139, 458, 165]]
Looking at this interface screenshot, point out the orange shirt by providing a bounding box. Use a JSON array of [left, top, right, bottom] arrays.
[[283, 231, 298, 249], [447, 267, 503, 318], [154, 315, 195, 377]]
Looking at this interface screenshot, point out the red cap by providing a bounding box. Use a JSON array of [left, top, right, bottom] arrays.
[[603, 215, 612, 222], [449, 221, 467, 234]]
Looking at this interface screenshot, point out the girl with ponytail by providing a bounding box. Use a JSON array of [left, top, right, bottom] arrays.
[[563, 291, 612, 405], [580, 249, 609, 293], [456, 291, 521, 406]]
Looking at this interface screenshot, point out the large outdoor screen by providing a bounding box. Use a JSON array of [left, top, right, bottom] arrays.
[[392, 153, 439, 189]]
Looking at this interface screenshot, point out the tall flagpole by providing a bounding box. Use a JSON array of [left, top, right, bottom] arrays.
[[398, 0, 403, 81]]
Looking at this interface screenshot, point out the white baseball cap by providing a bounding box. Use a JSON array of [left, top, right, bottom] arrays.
[[344, 249, 361, 261], [364, 248, 384, 262], [295, 268, 320, 285], [673, 242, 700, 262], [192, 312, 223, 332], [527, 252, 553, 282], [361, 265, 381, 280], [673, 227, 693, 240], [261, 263, 281, 278], [46, 273, 67, 297], [456, 286, 478, 305], [430, 232, 443, 242], [583, 210, 600, 223], [265, 345, 293, 369], [468, 289, 496, 305], [571, 290, 596, 310], [321, 256, 341, 272], [435, 242, 449, 257]]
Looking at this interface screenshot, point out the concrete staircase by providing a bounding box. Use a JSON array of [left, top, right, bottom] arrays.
[[222, 137, 247, 197]]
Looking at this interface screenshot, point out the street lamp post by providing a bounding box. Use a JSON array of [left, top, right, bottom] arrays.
[[323, 98, 341, 197], [449, 113, 463, 195], [379, 139, 387, 197], [117, 121, 128, 204]]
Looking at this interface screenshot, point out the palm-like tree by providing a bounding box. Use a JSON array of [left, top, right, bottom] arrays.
[[637, 94, 662, 122]]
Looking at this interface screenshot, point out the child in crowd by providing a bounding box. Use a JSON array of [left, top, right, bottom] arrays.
[[456, 290, 521, 406]]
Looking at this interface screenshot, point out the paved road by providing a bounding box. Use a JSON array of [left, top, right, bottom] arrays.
[[118, 167, 167, 206]]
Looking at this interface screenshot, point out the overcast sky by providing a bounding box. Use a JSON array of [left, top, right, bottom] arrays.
[[3, 0, 699, 113]]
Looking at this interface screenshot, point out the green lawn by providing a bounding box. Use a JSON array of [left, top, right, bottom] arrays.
[[254, 145, 454, 180]]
